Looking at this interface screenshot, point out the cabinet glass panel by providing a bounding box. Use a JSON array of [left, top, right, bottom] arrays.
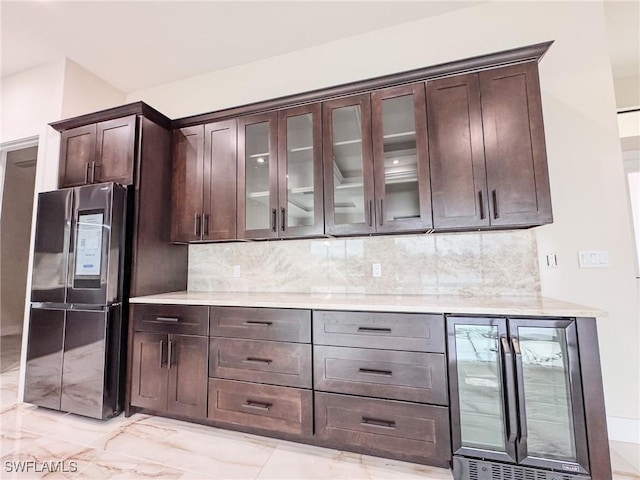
[[244, 122, 271, 231], [332, 105, 365, 225], [286, 113, 314, 227], [518, 327, 577, 461], [380, 95, 420, 222], [454, 324, 506, 452]]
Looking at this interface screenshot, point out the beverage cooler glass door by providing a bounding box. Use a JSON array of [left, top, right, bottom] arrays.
[[508, 318, 589, 474], [447, 317, 518, 463]]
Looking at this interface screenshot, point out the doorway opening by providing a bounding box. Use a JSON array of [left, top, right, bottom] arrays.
[[0, 139, 38, 373]]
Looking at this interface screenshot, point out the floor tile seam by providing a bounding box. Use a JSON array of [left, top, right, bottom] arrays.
[[611, 446, 640, 475], [77, 447, 190, 478], [252, 440, 283, 479]]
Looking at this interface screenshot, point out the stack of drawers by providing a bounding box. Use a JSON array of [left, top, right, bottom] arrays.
[[207, 307, 313, 437], [312, 310, 451, 466]]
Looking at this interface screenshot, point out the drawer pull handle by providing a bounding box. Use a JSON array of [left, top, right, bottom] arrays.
[[357, 327, 392, 334], [361, 417, 396, 429], [358, 368, 392, 376], [242, 400, 272, 411], [243, 321, 273, 327], [156, 316, 179, 322], [244, 357, 273, 365]]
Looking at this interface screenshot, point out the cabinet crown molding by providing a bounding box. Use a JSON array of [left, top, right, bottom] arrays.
[[173, 41, 553, 129]]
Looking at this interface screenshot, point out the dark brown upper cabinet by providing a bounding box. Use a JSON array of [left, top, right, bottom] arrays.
[[324, 87, 432, 236], [323, 94, 375, 236], [58, 115, 136, 188], [479, 62, 552, 226], [238, 105, 324, 239], [371, 84, 432, 233], [427, 62, 552, 229], [427, 73, 489, 229], [171, 120, 237, 243]]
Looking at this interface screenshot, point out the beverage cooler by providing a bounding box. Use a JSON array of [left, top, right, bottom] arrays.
[[24, 183, 128, 419], [447, 316, 591, 480]]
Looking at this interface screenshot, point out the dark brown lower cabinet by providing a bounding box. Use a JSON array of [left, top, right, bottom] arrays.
[[130, 332, 207, 418], [315, 392, 451, 467], [208, 378, 313, 437]]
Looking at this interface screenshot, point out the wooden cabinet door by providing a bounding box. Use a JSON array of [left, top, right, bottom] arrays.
[[323, 94, 375, 235], [372, 83, 432, 233], [237, 112, 279, 239], [94, 115, 136, 185], [277, 103, 324, 237], [480, 62, 552, 226], [59, 124, 96, 188], [171, 125, 205, 242], [204, 120, 237, 241], [427, 73, 489, 229], [167, 335, 208, 418], [130, 331, 168, 412]]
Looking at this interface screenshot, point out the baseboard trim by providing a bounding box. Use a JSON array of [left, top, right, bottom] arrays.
[[608, 416, 640, 444]]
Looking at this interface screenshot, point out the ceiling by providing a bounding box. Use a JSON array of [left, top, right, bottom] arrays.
[[1, 1, 637, 94]]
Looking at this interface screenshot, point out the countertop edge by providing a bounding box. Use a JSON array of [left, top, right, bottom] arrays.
[[129, 291, 606, 318]]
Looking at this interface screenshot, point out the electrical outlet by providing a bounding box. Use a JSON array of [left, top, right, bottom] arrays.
[[233, 265, 241, 277], [372, 263, 382, 278], [545, 253, 558, 267]]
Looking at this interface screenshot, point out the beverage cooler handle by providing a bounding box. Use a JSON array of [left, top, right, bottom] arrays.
[[500, 336, 519, 446], [511, 336, 529, 456]]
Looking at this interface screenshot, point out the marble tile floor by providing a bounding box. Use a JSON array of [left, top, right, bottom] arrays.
[[0, 340, 638, 479]]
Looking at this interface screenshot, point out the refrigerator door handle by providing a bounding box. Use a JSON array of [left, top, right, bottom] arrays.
[[511, 336, 529, 459], [500, 336, 519, 447], [159, 340, 166, 368]]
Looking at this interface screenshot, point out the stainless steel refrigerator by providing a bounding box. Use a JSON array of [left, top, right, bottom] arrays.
[[24, 183, 128, 419]]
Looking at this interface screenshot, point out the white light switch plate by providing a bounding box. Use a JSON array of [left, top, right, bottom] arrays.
[[578, 250, 609, 268], [233, 265, 241, 277]]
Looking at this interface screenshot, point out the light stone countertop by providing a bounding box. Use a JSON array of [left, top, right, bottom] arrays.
[[129, 291, 606, 318]]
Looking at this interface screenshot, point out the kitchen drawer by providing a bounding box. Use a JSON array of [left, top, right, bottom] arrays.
[[314, 346, 447, 405], [208, 378, 312, 437], [313, 311, 445, 352], [210, 338, 312, 388], [315, 392, 450, 467], [210, 307, 311, 343], [132, 304, 209, 336]]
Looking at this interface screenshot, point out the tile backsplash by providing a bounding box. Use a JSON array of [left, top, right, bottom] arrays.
[[188, 230, 541, 297]]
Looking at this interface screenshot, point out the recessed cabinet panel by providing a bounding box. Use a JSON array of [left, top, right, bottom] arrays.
[[130, 331, 169, 412], [238, 113, 279, 239], [372, 84, 432, 233], [171, 126, 205, 243], [323, 95, 375, 235], [59, 124, 97, 188], [167, 335, 208, 418], [278, 104, 324, 237], [427, 74, 489, 229], [480, 62, 552, 226], [95, 115, 136, 185], [204, 120, 237, 240]]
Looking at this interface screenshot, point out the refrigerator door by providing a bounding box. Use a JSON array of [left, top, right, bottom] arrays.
[[24, 307, 65, 409], [61, 308, 107, 418], [509, 318, 590, 475], [447, 316, 518, 464], [67, 183, 126, 305], [31, 189, 73, 303]]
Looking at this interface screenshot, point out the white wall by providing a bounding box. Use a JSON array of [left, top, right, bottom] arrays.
[[614, 75, 640, 109], [128, 1, 640, 438], [1, 58, 125, 399]]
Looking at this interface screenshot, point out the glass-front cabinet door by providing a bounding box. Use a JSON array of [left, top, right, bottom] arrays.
[[447, 316, 518, 464], [323, 94, 375, 235], [237, 112, 278, 239], [371, 83, 432, 233], [508, 318, 589, 474], [277, 104, 324, 237]]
